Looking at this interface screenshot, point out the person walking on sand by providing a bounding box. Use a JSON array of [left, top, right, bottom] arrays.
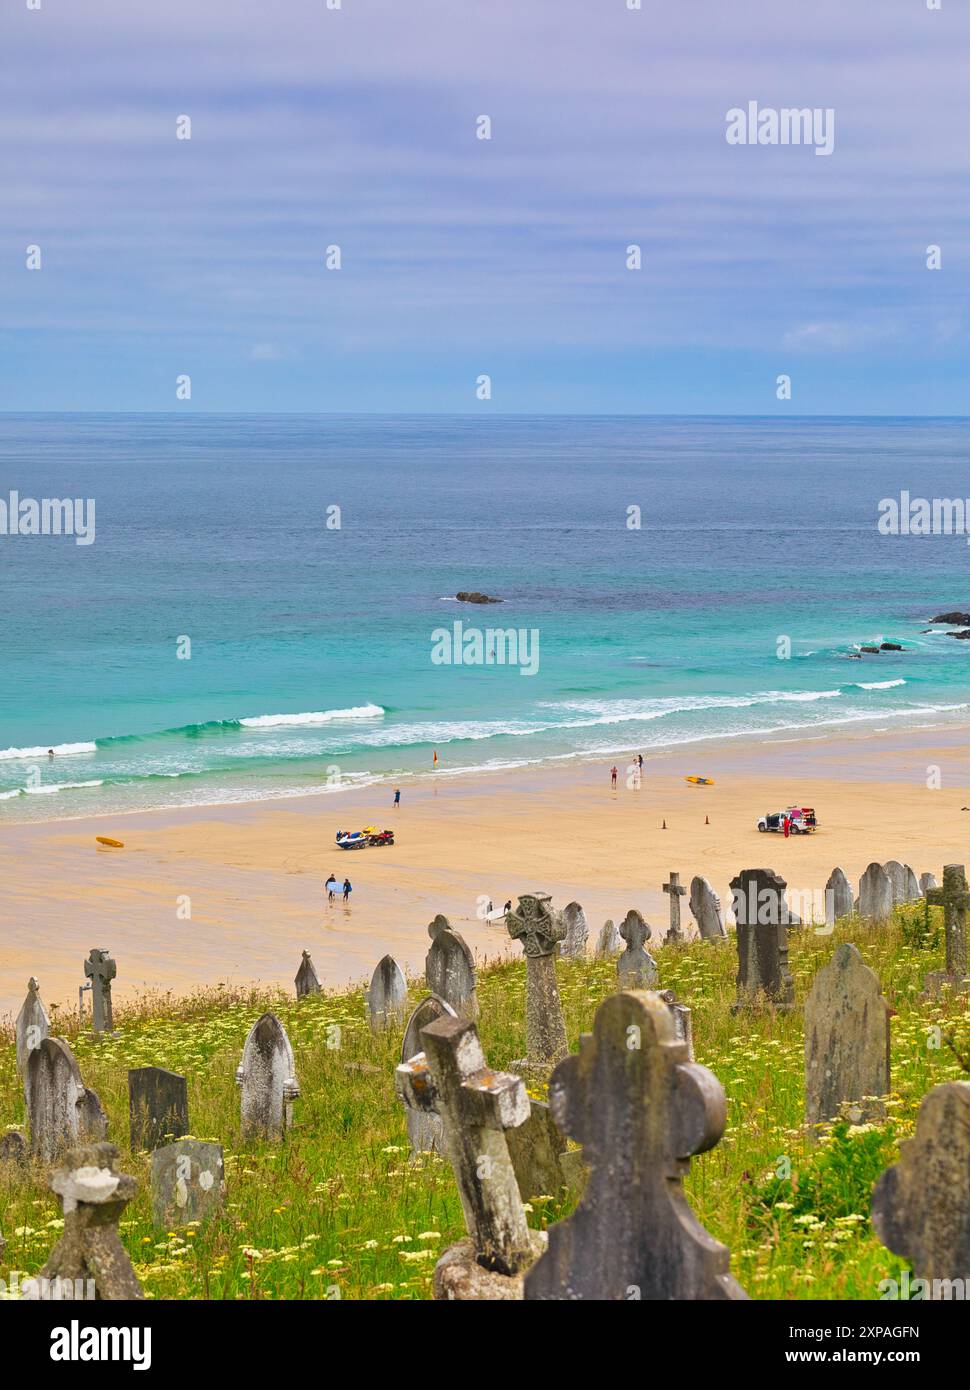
[[325, 873, 338, 903], [342, 877, 353, 903], [637, 754, 643, 772], [393, 788, 401, 808], [611, 764, 618, 789]]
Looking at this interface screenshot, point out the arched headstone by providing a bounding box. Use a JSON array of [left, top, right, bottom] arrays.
[[859, 863, 893, 923], [15, 977, 49, 1082], [594, 919, 622, 959], [400, 994, 456, 1155], [824, 868, 853, 925], [425, 917, 478, 1018], [369, 955, 409, 1031], [689, 877, 727, 941], [561, 903, 589, 958], [27, 1037, 105, 1162], [235, 1013, 300, 1139], [805, 944, 890, 1131]]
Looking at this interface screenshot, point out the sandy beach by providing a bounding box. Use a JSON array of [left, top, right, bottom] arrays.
[[2, 721, 969, 1022]]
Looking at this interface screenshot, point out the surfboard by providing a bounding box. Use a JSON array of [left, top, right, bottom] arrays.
[[684, 776, 715, 786], [96, 836, 125, 848]]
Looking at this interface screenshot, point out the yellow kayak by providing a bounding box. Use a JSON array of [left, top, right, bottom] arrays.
[[684, 776, 715, 786], [96, 836, 125, 848]]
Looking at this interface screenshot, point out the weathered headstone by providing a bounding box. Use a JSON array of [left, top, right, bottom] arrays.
[[151, 1139, 225, 1228], [804, 944, 890, 1131], [903, 865, 921, 901], [37, 1142, 143, 1301], [524, 991, 747, 1301], [83, 947, 116, 1032], [400, 993, 456, 1155], [662, 873, 687, 944], [730, 868, 795, 1011], [825, 868, 853, 925], [883, 860, 919, 905], [617, 909, 658, 988], [425, 916, 478, 1018], [295, 950, 321, 997], [27, 1037, 107, 1162], [367, 954, 409, 1031], [506, 893, 569, 1073], [923, 863, 970, 995], [396, 1015, 543, 1299], [657, 988, 694, 1062], [15, 977, 49, 1082], [129, 1067, 189, 1151], [505, 1099, 582, 1203], [858, 862, 893, 923], [0, 1131, 26, 1166], [594, 919, 622, 959], [689, 876, 727, 941], [872, 1081, 970, 1298], [235, 1013, 300, 1139], [919, 871, 938, 896], [561, 902, 589, 958]]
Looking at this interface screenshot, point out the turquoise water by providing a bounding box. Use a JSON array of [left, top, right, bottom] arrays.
[[2, 413, 970, 822]]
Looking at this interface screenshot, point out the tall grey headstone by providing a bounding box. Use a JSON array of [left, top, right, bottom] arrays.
[[657, 989, 694, 1062], [825, 868, 853, 925], [400, 994, 456, 1155], [594, 919, 622, 959], [919, 871, 938, 896], [804, 944, 890, 1131], [368, 954, 409, 1031], [524, 991, 747, 1302], [883, 861, 919, 905], [730, 868, 794, 1012], [689, 876, 727, 941], [151, 1139, 225, 1228], [903, 865, 921, 901], [235, 1013, 300, 1139], [617, 910, 658, 988], [15, 977, 49, 1083], [27, 1037, 107, 1162], [561, 902, 589, 959], [295, 950, 321, 997], [858, 862, 893, 924], [425, 916, 478, 1018], [129, 1067, 189, 1151]]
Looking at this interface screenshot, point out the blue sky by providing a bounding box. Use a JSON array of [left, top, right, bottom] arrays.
[[1, 0, 967, 413]]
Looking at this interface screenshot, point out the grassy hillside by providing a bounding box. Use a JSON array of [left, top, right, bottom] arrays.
[[1, 906, 968, 1300]]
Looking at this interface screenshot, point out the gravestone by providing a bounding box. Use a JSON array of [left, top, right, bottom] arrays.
[[617, 910, 658, 988], [83, 948, 116, 1032], [804, 944, 890, 1131], [662, 873, 687, 944], [0, 1131, 26, 1166], [561, 902, 589, 958], [295, 950, 321, 997], [38, 1142, 143, 1301], [689, 876, 727, 941], [396, 1015, 543, 1299], [884, 860, 919, 905], [903, 865, 921, 901], [151, 1139, 225, 1228], [920, 871, 938, 896], [425, 916, 478, 1018], [524, 991, 747, 1301], [730, 868, 795, 1011], [235, 1013, 300, 1139], [129, 1067, 189, 1151], [400, 993, 456, 1155], [505, 1099, 582, 1203], [858, 862, 893, 923], [923, 864, 970, 995], [825, 868, 853, 925], [368, 954, 409, 1031], [506, 894, 569, 1073], [594, 919, 622, 959], [15, 977, 49, 1083], [27, 1037, 107, 1162], [872, 1081, 970, 1298], [657, 989, 694, 1062]]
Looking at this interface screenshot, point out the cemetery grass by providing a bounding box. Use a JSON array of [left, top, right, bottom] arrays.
[[2, 909, 969, 1301]]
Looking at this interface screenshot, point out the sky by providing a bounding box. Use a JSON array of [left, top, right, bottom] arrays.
[[1, 0, 967, 414]]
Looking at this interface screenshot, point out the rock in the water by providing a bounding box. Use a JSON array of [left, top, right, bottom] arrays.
[[931, 611, 970, 625], [455, 591, 502, 604]]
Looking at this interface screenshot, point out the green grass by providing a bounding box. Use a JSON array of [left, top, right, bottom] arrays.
[[2, 907, 968, 1300]]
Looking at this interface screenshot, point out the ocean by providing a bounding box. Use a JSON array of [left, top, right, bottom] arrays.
[[2, 413, 969, 824]]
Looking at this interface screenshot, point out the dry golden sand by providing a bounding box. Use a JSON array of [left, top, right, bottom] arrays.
[[2, 723, 970, 1020]]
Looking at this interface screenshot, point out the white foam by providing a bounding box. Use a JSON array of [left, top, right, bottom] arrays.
[[0, 741, 97, 762], [239, 704, 385, 728], [855, 679, 906, 690]]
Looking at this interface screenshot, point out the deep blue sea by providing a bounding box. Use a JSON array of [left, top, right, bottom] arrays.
[[2, 414, 970, 823]]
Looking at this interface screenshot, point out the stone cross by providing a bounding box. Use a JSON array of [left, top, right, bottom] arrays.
[[872, 1081, 970, 1297], [129, 1066, 189, 1151], [83, 948, 116, 1032], [858, 862, 893, 923], [151, 1139, 225, 1229], [368, 954, 409, 1030], [396, 1015, 541, 1298], [617, 909, 658, 988], [400, 994, 456, 1155], [594, 919, 622, 959], [37, 1142, 143, 1301], [804, 944, 890, 1132], [295, 950, 321, 997], [425, 916, 478, 1018], [506, 894, 568, 1072], [824, 868, 853, 925], [663, 873, 687, 943], [27, 1037, 108, 1162], [561, 902, 589, 958], [924, 863, 970, 988], [235, 1013, 300, 1139], [15, 977, 49, 1086], [524, 991, 747, 1301], [730, 868, 794, 1011], [689, 876, 727, 941]]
